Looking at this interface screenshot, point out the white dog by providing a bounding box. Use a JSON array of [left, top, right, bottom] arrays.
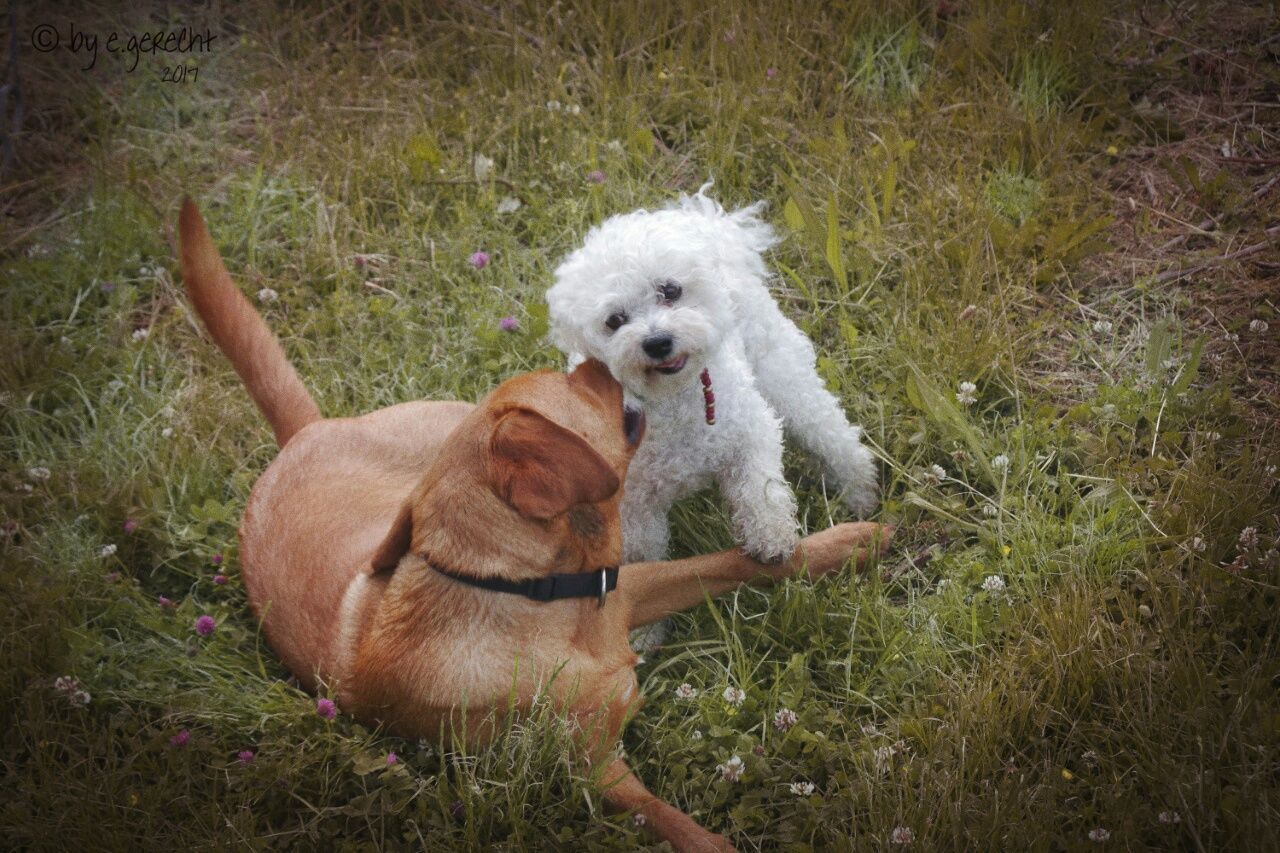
[[546, 183, 878, 573]]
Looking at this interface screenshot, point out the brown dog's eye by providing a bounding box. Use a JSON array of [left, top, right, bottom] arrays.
[[605, 312, 627, 332], [658, 281, 682, 304]]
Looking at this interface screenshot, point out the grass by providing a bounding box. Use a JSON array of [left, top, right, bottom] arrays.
[[3, 0, 1279, 849]]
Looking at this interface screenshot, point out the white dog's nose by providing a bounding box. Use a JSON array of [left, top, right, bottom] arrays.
[[641, 334, 674, 359]]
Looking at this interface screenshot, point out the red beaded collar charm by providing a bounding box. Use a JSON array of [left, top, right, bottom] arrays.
[[700, 368, 716, 425]]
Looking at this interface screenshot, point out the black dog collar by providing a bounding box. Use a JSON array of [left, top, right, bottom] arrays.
[[431, 564, 618, 606]]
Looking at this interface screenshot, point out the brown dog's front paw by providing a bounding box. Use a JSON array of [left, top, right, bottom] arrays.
[[786, 522, 893, 580]]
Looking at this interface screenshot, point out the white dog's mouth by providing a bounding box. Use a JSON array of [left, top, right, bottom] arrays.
[[650, 354, 688, 375]]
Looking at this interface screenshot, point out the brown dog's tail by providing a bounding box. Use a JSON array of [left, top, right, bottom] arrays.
[[178, 198, 321, 447]]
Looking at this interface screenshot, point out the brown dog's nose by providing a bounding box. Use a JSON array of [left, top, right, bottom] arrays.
[[624, 406, 645, 446], [642, 334, 674, 359]]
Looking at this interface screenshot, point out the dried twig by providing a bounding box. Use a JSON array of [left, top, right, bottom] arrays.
[[362, 280, 401, 300], [418, 177, 518, 191], [1152, 224, 1280, 285], [452, 0, 543, 50], [1153, 172, 1280, 252]]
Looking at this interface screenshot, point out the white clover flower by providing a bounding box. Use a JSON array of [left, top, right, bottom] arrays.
[[716, 755, 744, 782], [99, 544, 118, 558], [773, 708, 798, 731], [545, 99, 562, 112], [161, 427, 175, 439], [53, 676, 90, 705], [1223, 331, 1240, 343], [991, 454, 1010, 473], [26, 467, 51, 481], [956, 381, 978, 406], [606, 139, 625, 153], [496, 196, 522, 214], [935, 578, 951, 592], [691, 730, 702, 741], [567, 103, 581, 115], [1088, 828, 1111, 842], [922, 464, 947, 486], [674, 683, 697, 700], [1158, 810, 1181, 824], [722, 686, 745, 707], [890, 826, 914, 845], [982, 504, 999, 518], [789, 781, 815, 796], [1249, 319, 1269, 333], [131, 328, 149, 342], [257, 287, 279, 304], [981, 574, 1006, 593], [1238, 527, 1258, 550], [1092, 320, 1113, 334], [472, 153, 494, 181]]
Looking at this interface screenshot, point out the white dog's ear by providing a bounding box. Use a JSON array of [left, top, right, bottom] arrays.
[[546, 275, 590, 357], [724, 199, 780, 255], [679, 180, 780, 258]]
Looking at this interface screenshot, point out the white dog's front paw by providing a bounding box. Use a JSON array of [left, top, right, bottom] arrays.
[[740, 516, 801, 564], [831, 439, 879, 518], [841, 481, 879, 519]]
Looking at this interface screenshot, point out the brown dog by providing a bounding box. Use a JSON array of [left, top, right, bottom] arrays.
[[178, 199, 891, 852]]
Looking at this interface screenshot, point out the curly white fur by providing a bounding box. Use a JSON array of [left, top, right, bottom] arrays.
[[546, 182, 878, 568]]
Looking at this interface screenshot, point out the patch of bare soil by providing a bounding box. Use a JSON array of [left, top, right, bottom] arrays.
[[1088, 2, 1279, 425]]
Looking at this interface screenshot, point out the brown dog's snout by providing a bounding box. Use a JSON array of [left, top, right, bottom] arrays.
[[567, 357, 645, 450]]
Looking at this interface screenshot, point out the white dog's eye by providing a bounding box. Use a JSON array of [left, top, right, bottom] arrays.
[[657, 281, 682, 304], [605, 312, 627, 332]]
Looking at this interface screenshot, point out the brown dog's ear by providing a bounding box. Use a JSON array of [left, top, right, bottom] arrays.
[[489, 407, 620, 520], [369, 503, 413, 574]]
